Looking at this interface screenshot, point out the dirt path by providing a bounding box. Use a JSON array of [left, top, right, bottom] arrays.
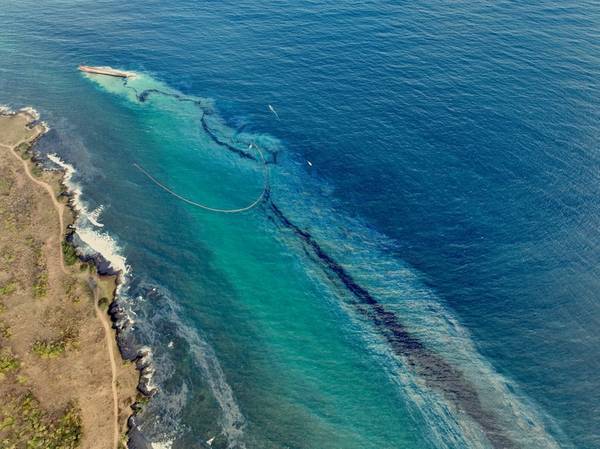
[[1, 140, 121, 449], [0, 141, 66, 269], [93, 288, 121, 449]]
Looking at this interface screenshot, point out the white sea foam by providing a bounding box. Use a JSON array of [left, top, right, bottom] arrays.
[[130, 287, 246, 449], [38, 121, 50, 134], [0, 104, 14, 114], [47, 153, 128, 276], [150, 441, 173, 449], [0, 105, 46, 130], [0, 105, 42, 124], [176, 321, 246, 449], [19, 106, 40, 120], [137, 346, 157, 390], [75, 227, 128, 274], [47, 153, 92, 222], [88, 205, 105, 228]]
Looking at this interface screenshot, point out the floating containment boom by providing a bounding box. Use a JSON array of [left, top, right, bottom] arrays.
[[78, 65, 132, 78]]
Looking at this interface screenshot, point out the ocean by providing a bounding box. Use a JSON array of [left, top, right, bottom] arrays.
[[1, 1, 599, 448]]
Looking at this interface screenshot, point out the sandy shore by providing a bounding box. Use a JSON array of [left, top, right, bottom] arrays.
[[0, 110, 137, 449]]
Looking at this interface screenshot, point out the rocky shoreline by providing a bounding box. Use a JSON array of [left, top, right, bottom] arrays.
[[3, 107, 153, 447], [66, 238, 158, 401]]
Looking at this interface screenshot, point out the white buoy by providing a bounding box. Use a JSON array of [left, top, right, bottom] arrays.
[[268, 104, 280, 120]]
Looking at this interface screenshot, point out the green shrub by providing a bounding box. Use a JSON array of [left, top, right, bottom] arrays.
[[98, 297, 110, 310], [2, 248, 15, 264], [0, 350, 19, 374], [16, 374, 28, 385], [61, 241, 78, 266], [32, 340, 65, 358], [0, 393, 81, 449], [16, 142, 32, 160], [0, 178, 12, 196], [63, 278, 76, 299], [16, 142, 30, 153], [0, 281, 17, 296], [30, 164, 43, 177], [0, 321, 11, 338], [52, 404, 82, 448], [33, 272, 48, 298], [32, 326, 78, 358]]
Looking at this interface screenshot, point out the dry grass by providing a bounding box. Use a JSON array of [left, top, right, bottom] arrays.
[[0, 113, 137, 449], [0, 392, 81, 449]]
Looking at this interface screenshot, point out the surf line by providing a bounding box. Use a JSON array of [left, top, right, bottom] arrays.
[[134, 143, 269, 214]]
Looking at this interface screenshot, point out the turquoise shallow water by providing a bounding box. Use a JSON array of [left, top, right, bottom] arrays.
[[2, 1, 600, 448]]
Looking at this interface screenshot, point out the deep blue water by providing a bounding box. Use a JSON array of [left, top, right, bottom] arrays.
[[1, 1, 600, 448]]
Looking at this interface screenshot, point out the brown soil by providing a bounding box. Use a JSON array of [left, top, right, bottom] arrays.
[[0, 112, 138, 449]]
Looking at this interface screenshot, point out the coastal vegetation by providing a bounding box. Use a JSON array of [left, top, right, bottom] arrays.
[[16, 142, 32, 160], [32, 339, 67, 359], [33, 247, 48, 299], [0, 392, 81, 449], [30, 164, 43, 177], [32, 273, 49, 298], [0, 177, 12, 196], [32, 324, 79, 358], [0, 111, 137, 448], [0, 321, 11, 339], [62, 241, 79, 266], [98, 297, 111, 310], [0, 350, 20, 376], [0, 281, 18, 296]]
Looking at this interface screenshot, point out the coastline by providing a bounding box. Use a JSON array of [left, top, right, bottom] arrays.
[[0, 107, 142, 448], [44, 148, 159, 401]]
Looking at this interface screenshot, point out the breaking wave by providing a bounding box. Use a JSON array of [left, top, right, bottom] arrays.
[[47, 148, 246, 448], [47, 153, 128, 275]]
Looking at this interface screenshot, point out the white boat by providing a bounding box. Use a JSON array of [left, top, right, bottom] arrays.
[[78, 65, 132, 78]]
